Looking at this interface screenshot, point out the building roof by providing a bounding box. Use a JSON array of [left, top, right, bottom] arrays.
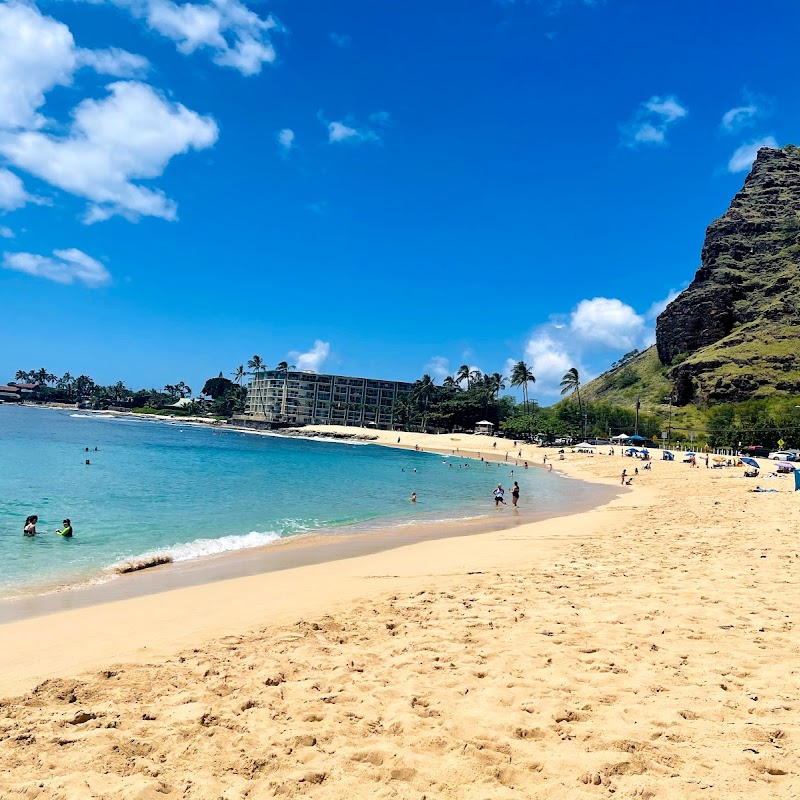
[[168, 398, 195, 408]]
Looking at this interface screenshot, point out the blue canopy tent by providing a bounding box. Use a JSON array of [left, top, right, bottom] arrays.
[[628, 435, 648, 442], [662, 451, 674, 461]]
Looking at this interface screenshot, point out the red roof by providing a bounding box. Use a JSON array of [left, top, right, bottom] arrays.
[[12, 383, 37, 389], [0, 386, 20, 393]]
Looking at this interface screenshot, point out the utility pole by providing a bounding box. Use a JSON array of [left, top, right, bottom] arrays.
[[667, 393, 674, 449], [634, 396, 641, 437]]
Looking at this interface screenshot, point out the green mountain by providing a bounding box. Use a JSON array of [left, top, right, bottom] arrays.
[[585, 144, 800, 418]]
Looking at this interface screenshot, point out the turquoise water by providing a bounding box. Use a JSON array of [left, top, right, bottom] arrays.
[[0, 406, 593, 598]]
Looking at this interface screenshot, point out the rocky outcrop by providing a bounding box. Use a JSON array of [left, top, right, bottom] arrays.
[[655, 144, 800, 404]]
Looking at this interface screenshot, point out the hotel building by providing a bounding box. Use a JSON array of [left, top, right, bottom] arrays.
[[242, 370, 414, 428]]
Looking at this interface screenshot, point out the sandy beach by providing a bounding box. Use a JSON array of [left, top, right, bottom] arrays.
[[2, 429, 799, 798]]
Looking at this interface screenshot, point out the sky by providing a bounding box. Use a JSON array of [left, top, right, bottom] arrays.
[[2, 0, 800, 401]]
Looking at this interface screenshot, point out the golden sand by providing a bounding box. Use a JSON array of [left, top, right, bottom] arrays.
[[1, 430, 798, 799]]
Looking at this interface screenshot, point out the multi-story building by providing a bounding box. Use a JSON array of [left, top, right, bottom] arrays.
[[242, 370, 414, 428]]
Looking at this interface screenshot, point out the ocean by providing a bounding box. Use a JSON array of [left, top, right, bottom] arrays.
[[0, 405, 597, 599]]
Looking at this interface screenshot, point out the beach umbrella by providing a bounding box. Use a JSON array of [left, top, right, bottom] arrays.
[[713, 455, 726, 462], [776, 461, 796, 470], [740, 457, 760, 468]]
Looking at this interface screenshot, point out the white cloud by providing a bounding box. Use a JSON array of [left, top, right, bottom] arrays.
[[329, 32, 351, 47], [0, 225, 14, 238], [0, 169, 31, 211], [0, 2, 77, 131], [524, 333, 573, 384], [425, 356, 450, 382], [728, 136, 778, 173], [0, 81, 218, 222], [105, 0, 281, 76], [569, 297, 645, 350], [644, 96, 687, 123], [646, 288, 680, 320], [323, 113, 384, 144], [721, 104, 758, 133], [621, 94, 688, 148], [328, 120, 377, 144], [77, 47, 150, 78], [276, 127, 294, 154], [290, 340, 330, 372], [2, 247, 111, 287]]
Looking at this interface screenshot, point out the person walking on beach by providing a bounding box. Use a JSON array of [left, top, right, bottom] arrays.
[[511, 481, 520, 507], [494, 484, 506, 506], [55, 519, 73, 538], [621, 469, 627, 485], [23, 515, 38, 536]]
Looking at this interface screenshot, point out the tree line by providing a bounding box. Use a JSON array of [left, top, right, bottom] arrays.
[[10, 368, 247, 418]]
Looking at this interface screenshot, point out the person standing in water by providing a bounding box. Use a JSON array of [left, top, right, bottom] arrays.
[[55, 519, 73, 538], [511, 481, 520, 507], [493, 484, 506, 506], [410, 492, 417, 503], [23, 515, 38, 536]]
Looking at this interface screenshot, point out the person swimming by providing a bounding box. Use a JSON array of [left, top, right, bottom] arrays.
[[56, 519, 73, 538], [23, 515, 38, 536]]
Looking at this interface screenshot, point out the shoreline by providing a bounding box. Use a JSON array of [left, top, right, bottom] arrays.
[[0, 449, 635, 699], [0, 418, 617, 620], [4, 431, 798, 796]]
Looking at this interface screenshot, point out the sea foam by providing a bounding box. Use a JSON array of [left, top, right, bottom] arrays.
[[111, 530, 286, 575]]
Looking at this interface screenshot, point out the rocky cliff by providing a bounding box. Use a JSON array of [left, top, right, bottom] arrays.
[[655, 144, 800, 404]]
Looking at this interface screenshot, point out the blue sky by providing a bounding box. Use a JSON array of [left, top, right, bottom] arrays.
[[1, 0, 799, 400]]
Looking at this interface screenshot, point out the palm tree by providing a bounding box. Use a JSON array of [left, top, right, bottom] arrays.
[[455, 364, 470, 389], [15, 370, 30, 382], [74, 375, 95, 402], [247, 355, 266, 415], [412, 374, 436, 430], [490, 372, 506, 400], [510, 361, 536, 416], [57, 372, 74, 399], [559, 367, 584, 438], [232, 365, 245, 385], [276, 360, 296, 419], [469, 368, 483, 387]]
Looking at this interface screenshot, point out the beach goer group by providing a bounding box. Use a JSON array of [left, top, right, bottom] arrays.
[[23, 515, 73, 538]]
